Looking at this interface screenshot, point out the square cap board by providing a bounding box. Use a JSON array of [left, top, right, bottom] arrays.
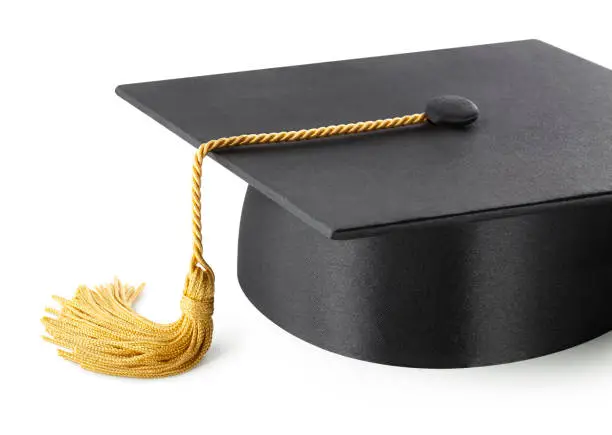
[[116, 40, 612, 240]]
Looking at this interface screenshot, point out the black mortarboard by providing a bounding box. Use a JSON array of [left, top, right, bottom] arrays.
[[43, 40, 612, 376]]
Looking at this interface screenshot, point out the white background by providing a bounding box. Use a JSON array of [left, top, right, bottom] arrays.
[[2, 1, 612, 433]]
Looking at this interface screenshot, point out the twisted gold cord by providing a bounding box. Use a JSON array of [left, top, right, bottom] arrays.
[[42, 111, 428, 378], [190, 112, 428, 269]]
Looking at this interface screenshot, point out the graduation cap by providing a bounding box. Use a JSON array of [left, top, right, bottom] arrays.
[[42, 39, 612, 377]]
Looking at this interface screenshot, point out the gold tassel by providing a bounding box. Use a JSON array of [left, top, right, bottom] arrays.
[[42, 269, 213, 378], [42, 112, 427, 378]]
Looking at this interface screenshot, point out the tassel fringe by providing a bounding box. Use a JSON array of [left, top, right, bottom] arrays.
[[42, 269, 214, 378]]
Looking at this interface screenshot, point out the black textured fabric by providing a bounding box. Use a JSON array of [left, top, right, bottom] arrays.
[[117, 39, 612, 239]]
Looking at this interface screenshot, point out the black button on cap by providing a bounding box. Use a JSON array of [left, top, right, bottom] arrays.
[[426, 95, 479, 127]]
